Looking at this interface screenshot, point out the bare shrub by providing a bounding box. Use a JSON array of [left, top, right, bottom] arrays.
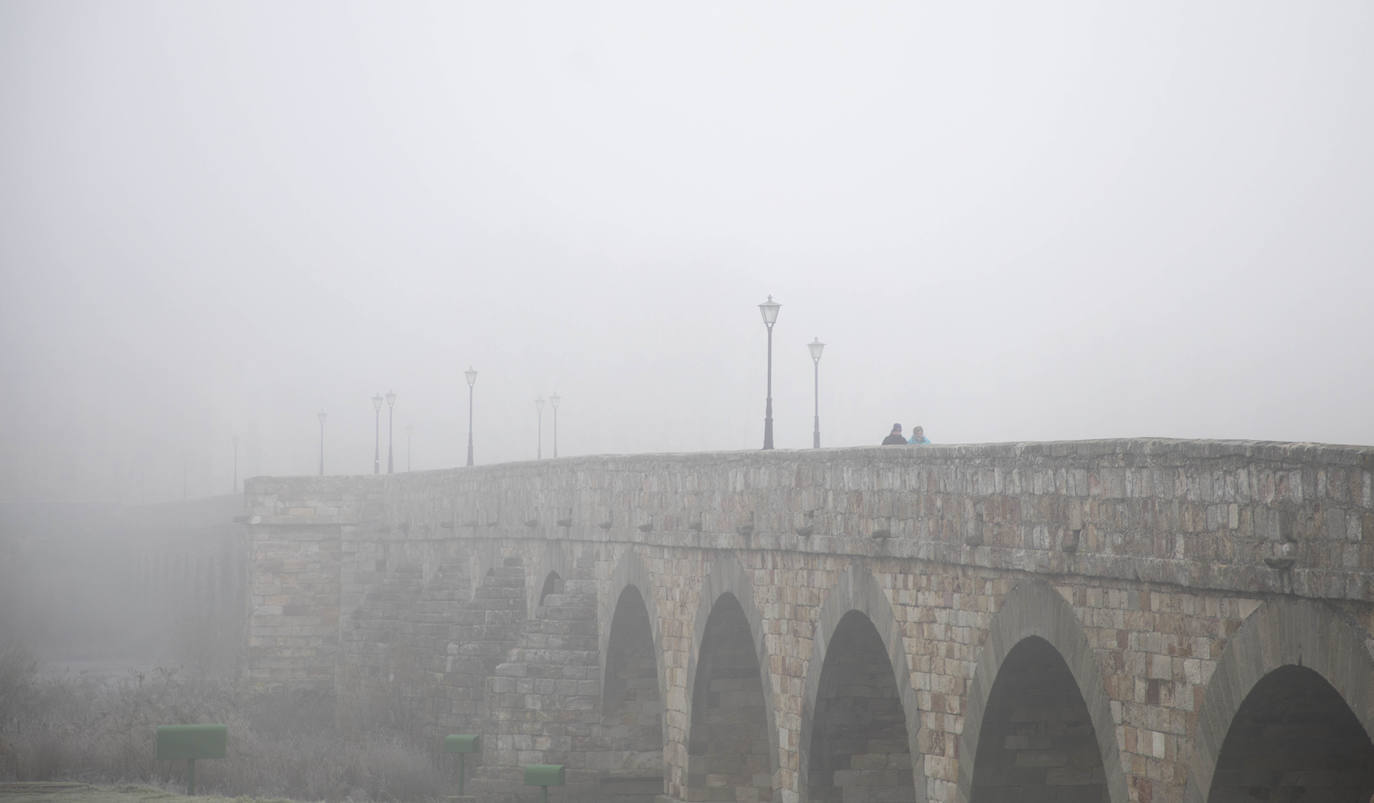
[[0, 661, 444, 802], [223, 729, 443, 802], [0, 639, 41, 778], [0, 639, 38, 731]]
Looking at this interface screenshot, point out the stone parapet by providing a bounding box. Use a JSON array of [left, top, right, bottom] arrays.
[[245, 439, 1374, 602]]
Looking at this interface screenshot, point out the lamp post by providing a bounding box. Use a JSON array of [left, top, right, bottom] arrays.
[[465, 367, 477, 467], [808, 337, 825, 448], [550, 393, 560, 458], [317, 411, 326, 475], [758, 295, 781, 450], [535, 396, 545, 459], [385, 390, 396, 474], [232, 435, 239, 493], [372, 394, 383, 474], [406, 423, 413, 472]]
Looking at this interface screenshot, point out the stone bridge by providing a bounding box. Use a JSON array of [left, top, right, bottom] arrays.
[[242, 439, 1374, 803]]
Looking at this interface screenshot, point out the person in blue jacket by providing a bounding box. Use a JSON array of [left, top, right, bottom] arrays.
[[908, 425, 931, 445]]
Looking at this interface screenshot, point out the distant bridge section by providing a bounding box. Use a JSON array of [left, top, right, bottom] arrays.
[[244, 440, 1374, 803]]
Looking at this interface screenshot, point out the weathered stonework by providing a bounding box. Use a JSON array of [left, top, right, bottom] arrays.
[[243, 439, 1374, 803]]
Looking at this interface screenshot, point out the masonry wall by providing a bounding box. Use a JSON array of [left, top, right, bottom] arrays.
[[243, 439, 1374, 803]]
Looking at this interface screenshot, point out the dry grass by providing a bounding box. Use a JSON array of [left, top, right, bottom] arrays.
[[0, 782, 301, 803], [0, 641, 446, 802]]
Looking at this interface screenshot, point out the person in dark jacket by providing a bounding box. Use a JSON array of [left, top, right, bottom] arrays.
[[882, 423, 906, 445]]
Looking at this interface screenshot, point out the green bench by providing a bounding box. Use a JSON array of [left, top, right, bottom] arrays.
[[155, 724, 226, 795], [444, 734, 480, 796], [524, 764, 565, 803]]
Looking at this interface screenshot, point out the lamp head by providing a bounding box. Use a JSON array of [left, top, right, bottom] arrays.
[[758, 295, 781, 327], [535, 396, 545, 412], [550, 393, 560, 409], [808, 337, 825, 362], [464, 366, 477, 387], [386, 390, 396, 408], [372, 394, 383, 412], [318, 410, 327, 423]]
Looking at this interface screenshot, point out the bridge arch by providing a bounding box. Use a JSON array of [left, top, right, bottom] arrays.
[[525, 541, 574, 617], [537, 571, 564, 607], [958, 580, 1128, 803], [466, 540, 508, 602], [1182, 598, 1374, 803], [683, 553, 779, 803], [597, 548, 668, 797], [598, 548, 665, 708], [799, 563, 925, 803]]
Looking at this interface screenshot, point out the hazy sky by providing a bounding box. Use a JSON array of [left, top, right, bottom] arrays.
[[2, 1, 1372, 504]]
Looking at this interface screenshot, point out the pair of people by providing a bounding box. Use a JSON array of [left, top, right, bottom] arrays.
[[882, 423, 931, 445]]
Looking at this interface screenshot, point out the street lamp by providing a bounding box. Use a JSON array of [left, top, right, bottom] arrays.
[[465, 367, 477, 467], [372, 394, 383, 474], [232, 434, 239, 493], [550, 393, 560, 458], [808, 337, 825, 448], [535, 396, 546, 459], [758, 295, 781, 449], [385, 390, 397, 474], [317, 411, 326, 475], [406, 423, 413, 472]]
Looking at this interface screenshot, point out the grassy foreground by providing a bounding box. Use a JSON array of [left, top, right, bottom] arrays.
[[0, 782, 298, 803], [1, 640, 447, 802]]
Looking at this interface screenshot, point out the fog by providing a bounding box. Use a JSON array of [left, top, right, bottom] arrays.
[[3, 1, 1372, 505]]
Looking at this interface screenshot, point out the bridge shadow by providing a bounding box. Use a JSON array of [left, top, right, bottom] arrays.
[[1185, 598, 1374, 803], [687, 592, 773, 803], [807, 609, 915, 803], [959, 580, 1126, 803], [600, 584, 665, 802]]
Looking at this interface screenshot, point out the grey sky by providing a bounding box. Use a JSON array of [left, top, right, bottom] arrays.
[[2, 1, 1372, 504]]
